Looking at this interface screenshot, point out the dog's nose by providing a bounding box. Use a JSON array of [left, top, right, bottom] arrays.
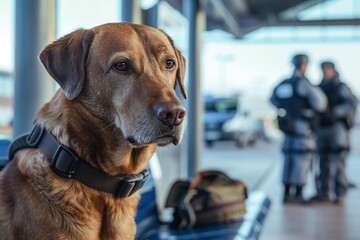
[[154, 103, 186, 127]]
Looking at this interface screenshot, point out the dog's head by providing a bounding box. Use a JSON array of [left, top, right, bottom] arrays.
[[39, 23, 187, 147]]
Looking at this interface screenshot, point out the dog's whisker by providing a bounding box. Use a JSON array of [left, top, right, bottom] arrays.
[[98, 121, 117, 131], [106, 122, 119, 146]]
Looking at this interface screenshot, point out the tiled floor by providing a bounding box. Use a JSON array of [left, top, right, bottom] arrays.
[[259, 128, 360, 240]]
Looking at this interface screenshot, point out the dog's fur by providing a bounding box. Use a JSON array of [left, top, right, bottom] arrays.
[[0, 23, 186, 240]]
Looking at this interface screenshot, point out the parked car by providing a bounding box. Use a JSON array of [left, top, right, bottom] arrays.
[[204, 96, 259, 148]]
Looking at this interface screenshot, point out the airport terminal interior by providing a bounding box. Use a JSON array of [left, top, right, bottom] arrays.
[[1, 0, 360, 239]]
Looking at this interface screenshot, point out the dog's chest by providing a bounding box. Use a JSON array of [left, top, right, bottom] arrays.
[[54, 198, 137, 240], [43, 181, 139, 240], [97, 198, 138, 240]]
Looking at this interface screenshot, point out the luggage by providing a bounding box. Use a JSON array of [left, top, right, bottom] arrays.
[[165, 170, 247, 229]]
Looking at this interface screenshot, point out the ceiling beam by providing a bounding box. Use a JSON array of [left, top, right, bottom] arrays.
[[266, 18, 360, 27], [208, 0, 243, 37], [279, 0, 325, 20]]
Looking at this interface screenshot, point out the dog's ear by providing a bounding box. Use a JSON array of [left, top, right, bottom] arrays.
[[161, 30, 187, 99], [39, 29, 95, 100], [174, 48, 187, 99]]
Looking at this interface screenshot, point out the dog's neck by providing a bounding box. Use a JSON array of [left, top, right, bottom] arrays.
[[35, 91, 156, 175]]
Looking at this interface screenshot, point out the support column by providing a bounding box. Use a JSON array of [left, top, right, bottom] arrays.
[[183, 0, 204, 178], [142, 1, 158, 28], [121, 0, 142, 23], [13, 0, 56, 137]]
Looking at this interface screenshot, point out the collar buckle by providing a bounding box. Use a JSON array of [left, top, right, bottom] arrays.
[[115, 169, 149, 198], [51, 145, 79, 178]]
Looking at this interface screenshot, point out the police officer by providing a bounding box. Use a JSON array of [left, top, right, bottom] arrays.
[[270, 54, 327, 203], [315, 61, 357, 204]]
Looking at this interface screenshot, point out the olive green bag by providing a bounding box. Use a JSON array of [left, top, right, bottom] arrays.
[[165, 170, 247, 229]]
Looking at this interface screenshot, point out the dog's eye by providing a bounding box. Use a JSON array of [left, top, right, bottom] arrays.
[[165, 60, 175, 70], [114, 62, 129, 72]]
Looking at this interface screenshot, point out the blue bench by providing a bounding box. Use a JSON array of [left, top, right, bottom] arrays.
[[0, 139, 11, 170], [136, 173, 271, 240]]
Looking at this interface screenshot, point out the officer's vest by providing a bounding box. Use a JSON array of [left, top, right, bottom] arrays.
[[274, 77, 312, 135], [275, 77, 311, 118], [319, 79, 342, 111], [319, 79, 353, 128]]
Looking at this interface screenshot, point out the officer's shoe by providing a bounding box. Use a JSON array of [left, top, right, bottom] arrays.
[[283, 193, 291, 203], [333, 196, 345, 205], [292, 195, 311, 205], [309, 194, 331, 203]]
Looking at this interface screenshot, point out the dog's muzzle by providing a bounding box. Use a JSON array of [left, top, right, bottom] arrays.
[[153, 102, 186, 129]]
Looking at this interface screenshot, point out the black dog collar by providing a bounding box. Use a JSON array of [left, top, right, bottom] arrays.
[[9, 125, 149, 198]]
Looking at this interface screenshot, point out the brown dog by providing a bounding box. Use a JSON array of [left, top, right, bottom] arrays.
[[0, 23, 186, 240]]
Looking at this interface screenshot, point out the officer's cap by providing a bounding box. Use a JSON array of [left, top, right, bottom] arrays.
[[291, 54, 309, 67], [321, 61, 335, 70]]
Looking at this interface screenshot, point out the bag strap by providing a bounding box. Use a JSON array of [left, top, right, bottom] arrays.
[[177, 189, 197, 229], [165, 180, 190, 208]]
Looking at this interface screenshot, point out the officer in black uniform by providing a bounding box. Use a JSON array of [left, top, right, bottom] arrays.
[[315, 61, 357, 204], [270, 54, 327, 203]]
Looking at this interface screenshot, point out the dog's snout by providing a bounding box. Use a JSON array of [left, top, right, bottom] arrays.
[[154, 103, 186, 127]]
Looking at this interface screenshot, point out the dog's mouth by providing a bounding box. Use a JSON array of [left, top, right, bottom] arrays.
[[126, 133, 180, 148], [127, 134, 180, 148], [154, 134, 178, 146]]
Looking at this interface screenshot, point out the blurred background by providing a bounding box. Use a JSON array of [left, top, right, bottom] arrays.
[[1, 0, 360, 239]]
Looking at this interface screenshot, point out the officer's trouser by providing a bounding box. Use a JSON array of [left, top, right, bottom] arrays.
[[282, 152, 313, 186], [317, 150, 348, 198]]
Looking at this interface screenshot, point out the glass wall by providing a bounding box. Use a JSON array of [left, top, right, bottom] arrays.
[[57, 0, 120, 37]]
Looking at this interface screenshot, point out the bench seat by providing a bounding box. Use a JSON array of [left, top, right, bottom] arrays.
[[0, 139, 11, 170]]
